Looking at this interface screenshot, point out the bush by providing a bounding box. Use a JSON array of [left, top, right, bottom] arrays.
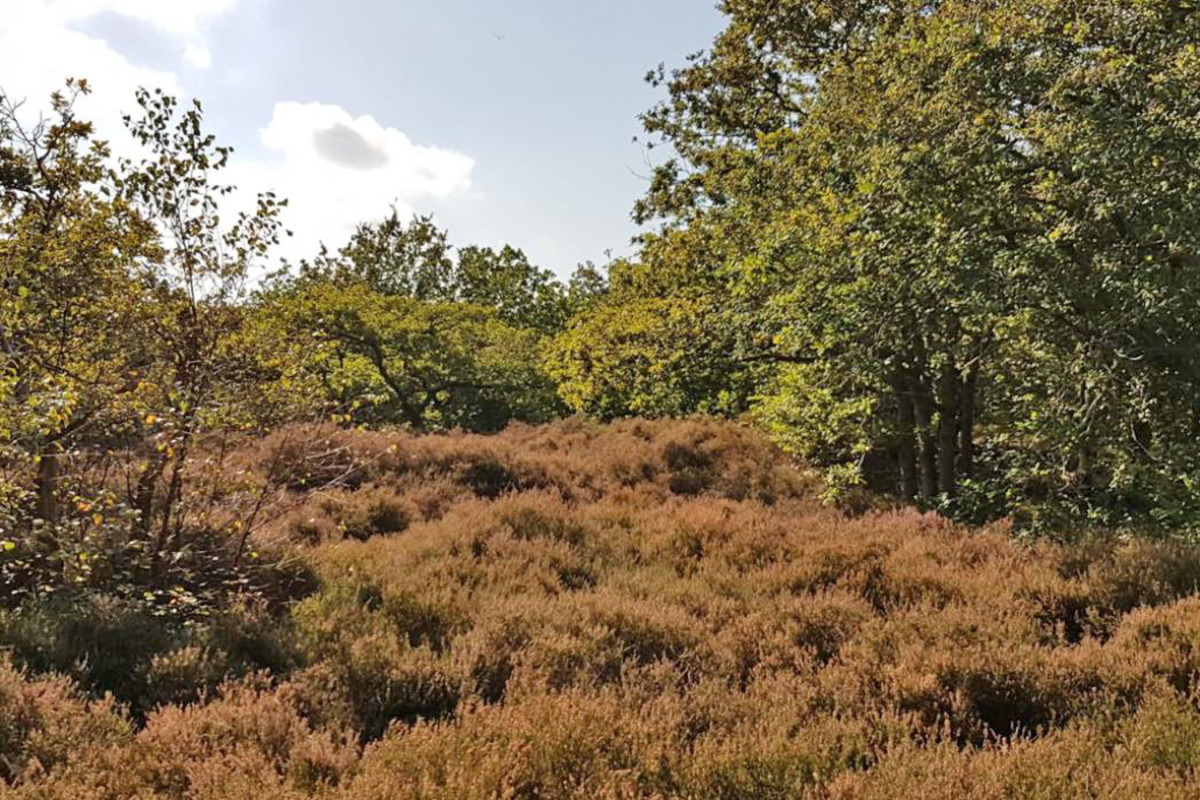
[[5, 419, 1200, 797], [0, 596, 300, 715]]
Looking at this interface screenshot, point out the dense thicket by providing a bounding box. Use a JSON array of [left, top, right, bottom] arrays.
[[556, 0, 1200, 531]]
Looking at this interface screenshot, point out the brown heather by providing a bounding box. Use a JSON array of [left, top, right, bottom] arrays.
[[7, 419, 1200, 797]]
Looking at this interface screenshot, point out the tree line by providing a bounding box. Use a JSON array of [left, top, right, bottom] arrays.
[[559, 0, 1200, 530], [5, 0, 1200, 558]]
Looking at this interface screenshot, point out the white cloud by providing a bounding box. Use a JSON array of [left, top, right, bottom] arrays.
[[183, 43, 214, 71], [232, 102, 476, 262], [0, 1, 235, 151], [45, 0, 239, 34], [0, 0, 477, 267]]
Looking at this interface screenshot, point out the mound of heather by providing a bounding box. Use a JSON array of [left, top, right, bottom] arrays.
[[5, 419, 1200, 798], [249, 417, 816, 545]]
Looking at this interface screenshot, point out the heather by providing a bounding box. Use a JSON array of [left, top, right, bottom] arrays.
[[7, 1, 1200, 796], [3, 419, 1200, 797]]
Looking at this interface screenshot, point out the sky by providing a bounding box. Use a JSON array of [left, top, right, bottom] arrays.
[[0, 0, 725, 276]]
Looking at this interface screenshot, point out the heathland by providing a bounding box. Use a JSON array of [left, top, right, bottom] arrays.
[[7, 2, 1200, 797], [8, 419, 1200, 798]]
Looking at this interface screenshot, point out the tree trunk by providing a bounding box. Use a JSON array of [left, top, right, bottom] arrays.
[[158, 436, 191, 556], [936, 361, 960, 498], [958, 368, 978, 480], [892, 372, 918, 500], [133, 450, 167, 537], [912, 377, 938, 501], [1078, 442, 1100, 491], [35, 449, 59, 526]]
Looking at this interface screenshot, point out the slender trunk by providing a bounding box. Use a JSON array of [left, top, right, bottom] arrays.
[[159, 396, 200, 557], [1191, 383, 1200, 438], [134, 451, 167, 537], [912, 377, 938, 501], [892, 372, 918, 500], [936, 360, 959, 498], [158, 440, 189, 555], [1078, 442, 1100, 491], [958, 368, 978, 480], [1076, 381, 1099, 490], [35, 449, 59, 526]]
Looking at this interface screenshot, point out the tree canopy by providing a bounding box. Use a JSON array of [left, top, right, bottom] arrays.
[[6, 0, 1200, 559], [556, 0, 1200, 528]]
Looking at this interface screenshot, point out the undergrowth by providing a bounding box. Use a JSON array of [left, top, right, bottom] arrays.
[[5, 419, 1200, 797]]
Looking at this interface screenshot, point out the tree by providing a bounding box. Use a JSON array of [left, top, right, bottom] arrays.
[[548, 254, 771, 421], [300, 210, 455, 301], [267, 282, 562, 432], [549, 295, 739, 420], [565, 261, 609, 315], [0, 80, 156, 527], [270, 211, 574, 430], [455, 244, 568, 333], [622, 0, 1200, 528], [117, 87, 287, 543], [0, 82, 320, 615], [296, 211, 572, 332]]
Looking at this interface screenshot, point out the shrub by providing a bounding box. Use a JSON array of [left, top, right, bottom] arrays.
[[6, 419, 1200, 797], [0, 658, 131, 785]]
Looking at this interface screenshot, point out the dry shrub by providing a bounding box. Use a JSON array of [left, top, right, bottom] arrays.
[[254, 425, 379, 492], [251, 418, 815, 545], [283, 642, 462, 742], [42, 679, 360, 800], [825, 689, 1200, 799], [282, 485, 416, 545], [0, 659, 130, 785], [347, 687, 685, 800], [1029, 541, 1200, 642], [3, 681, 353, 799], [140, 603, 301, 710], [10, 419, 1200, 798]]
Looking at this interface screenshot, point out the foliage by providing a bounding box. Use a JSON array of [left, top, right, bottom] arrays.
[[299, 211, 456, 301], [294, 210, 571, 332], [549, 292, 754, 420], [263, 282, 562, 431], [561, 0, 1200, 532], [0, 83, 304, 624], [0, 80, 157, 527], [268, 211, 577, 429], [564, 260, 608, 315], [115, 86, 289, 540], [455, 244, 569, 333]]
